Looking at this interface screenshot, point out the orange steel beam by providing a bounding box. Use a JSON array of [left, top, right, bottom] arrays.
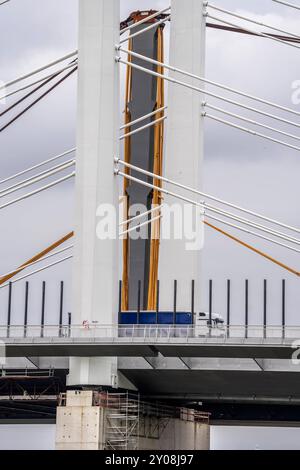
[[205, 221, 300, 277], [121, 37, 133, 312], [147, 25, 165, 310], [0, 232, 74, 285]]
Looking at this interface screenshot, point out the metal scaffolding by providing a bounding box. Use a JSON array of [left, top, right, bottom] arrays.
[[101, 392, 140, 451]]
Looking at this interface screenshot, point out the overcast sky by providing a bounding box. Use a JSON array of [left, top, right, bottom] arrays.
[[0, 0, 299, 327]]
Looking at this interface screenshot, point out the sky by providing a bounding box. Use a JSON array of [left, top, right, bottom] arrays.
[[0, 0, 300, 328]]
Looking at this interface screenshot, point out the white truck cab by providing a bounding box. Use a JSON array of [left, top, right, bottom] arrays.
[[195, 312, 225, 337], [197, 312, 225, 325]]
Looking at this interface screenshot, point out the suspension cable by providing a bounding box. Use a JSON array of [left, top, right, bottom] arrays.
[[120, 205, 163, 226], [123, 162, 300, 273], [116, 170, 300, 253], [0, 106, 164, 188], [120, 191, 300, 253], [272, 0, 300, 12], [0, 172, 75, 211], [204, 103, 300, 143], [1, 108, 166, 188], [0, 50, 78, 92], [120, 115, 167, 140], [120, 215, 162, 237], [206, 215, 300, 254], [0, 245, 73, 280], [116, 168, 300, 248], [117, 58, 300, 130], [0, 67, 70, 117], [207, 3, 300, 41], [204, 204, 300, 246], [203, 112, 300, 152], [207, 21, 300, 42], [0, 67, 77, 133], [120, 106, 167, 130], [0, 159, 75, 196], [0, 10, 170, 96], [0, 232, 74, 285], [118, 46, 300, 119], [0, 62, 76, 117], [205, 221, 300, 277], [0, 148, 76, 186], [0, 62, 77, 101], [0, 161, 75, 199], [0, 256, 73, 289], [205, 12, 300, 51], [115, 158, 300, 236]]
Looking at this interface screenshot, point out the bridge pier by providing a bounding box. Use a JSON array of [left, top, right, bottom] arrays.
[[55, 390, 210, 450]]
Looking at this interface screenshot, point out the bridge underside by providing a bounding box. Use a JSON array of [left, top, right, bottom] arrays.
[[1, 338, 298, 359], [1, 364, 300, 424], [120, 368, 300, 404], [2, 356, 300, 402]]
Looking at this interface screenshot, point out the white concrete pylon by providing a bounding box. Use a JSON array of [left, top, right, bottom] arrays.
[[68, 0, 120, 387], [158, 0, 206, 313]]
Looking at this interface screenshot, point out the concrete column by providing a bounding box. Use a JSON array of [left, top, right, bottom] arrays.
[[158, 0, 206, 312], [56, 391, 106, 450], [68, 0, 120, 387]]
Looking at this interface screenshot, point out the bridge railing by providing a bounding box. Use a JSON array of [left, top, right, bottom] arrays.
[[0, 279, 295, 339], [0, 324, 300, 341]]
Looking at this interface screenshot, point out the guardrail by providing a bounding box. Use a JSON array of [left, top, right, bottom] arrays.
[[0, 324, 299, 340], [0, 279, 295, 338]]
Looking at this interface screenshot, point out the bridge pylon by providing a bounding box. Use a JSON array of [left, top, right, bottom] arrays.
[[68, 0, 120, 388], [158, 0, 206, 313]]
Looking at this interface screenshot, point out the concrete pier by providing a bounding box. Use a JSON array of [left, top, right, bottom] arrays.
[[56, 391, 210, 450]]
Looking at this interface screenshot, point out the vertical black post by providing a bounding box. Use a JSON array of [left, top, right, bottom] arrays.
[[24, 282, 29, 338], [191, 280, 195, 319], [118, 280, 122, 324], [227, 280, 231, 338], [209, 280, 213, 326], [40, 281, 46, 338], [156, 280, 160, 324], [7, 282, 12, 338], [68, 312, 72, 338], [59, 281, 64, 337], [173, 280, 177, 325], [137, 281, 141, 324], [264, 279, 267, 339], [245, 280, 249, 339], [282, 279, 286, 339]]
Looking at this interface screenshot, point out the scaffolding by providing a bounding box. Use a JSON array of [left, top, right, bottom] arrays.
[[99, 392, 140, 451], [138, 401, 210, 440], [139, 401, 173, 440]]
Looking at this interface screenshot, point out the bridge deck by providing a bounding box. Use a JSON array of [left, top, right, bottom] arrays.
[[0, 323, 298, 359]]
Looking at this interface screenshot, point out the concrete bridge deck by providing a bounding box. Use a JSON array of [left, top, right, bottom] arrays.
[[0, 325, 299, 359]]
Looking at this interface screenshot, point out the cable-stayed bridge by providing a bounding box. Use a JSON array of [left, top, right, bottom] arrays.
[[1, 0, 300, 448]]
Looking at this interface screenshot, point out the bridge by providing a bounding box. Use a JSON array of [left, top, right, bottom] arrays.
[[1, 324, 300, 409], [1, 324, 299, 359], [1, 0, 300, 450]]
